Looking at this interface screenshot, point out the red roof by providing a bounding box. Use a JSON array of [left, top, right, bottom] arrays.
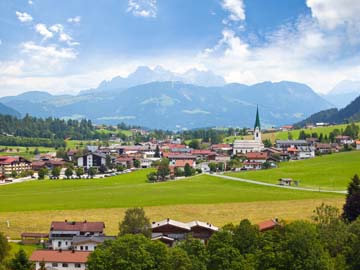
[[258, 220, 278, 232], [287, 147, 298, 152], [211, 144, 231, 149], [50, 221, 105, 232], [191, 150, 213, 155], [171, 160, 195, 167], [30, 250, 90, 263], [356, 141, 360, 145], [246, 152, 268, 160], [0, 156, 17, 164]]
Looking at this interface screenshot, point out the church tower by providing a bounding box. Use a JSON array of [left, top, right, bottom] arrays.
[[254, 106, 261, 141]]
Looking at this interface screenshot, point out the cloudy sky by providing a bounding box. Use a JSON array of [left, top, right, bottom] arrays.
[[1, 0, 360, 96]]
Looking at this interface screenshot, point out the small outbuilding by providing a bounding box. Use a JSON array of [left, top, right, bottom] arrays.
[[278, 178, 292, 186]]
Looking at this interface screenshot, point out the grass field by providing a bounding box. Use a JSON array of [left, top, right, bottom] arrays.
[[0, 170, 343, 213], [0, 146, 56, 160], [226, 151, 360, 190]]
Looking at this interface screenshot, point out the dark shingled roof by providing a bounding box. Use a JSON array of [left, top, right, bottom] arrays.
[[50, 221, 105, 232]]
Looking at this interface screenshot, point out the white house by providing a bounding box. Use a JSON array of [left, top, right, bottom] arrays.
[[30, 250, 90, 270], [77, 152, 106, 169], [72, 236, 115, 251], [297, 146, 315, 159], [49, 221, 105, 250]]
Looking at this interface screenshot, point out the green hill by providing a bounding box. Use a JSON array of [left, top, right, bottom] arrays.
[[226, 151, 360, 190]]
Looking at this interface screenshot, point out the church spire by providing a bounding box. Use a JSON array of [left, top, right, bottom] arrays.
[[254, 105, 261, 130]]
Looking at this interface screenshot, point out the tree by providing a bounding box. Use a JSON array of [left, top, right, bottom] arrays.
[[75, 167, 84, 178], [343, 174, 360, 222], [189, 139, 200, 149], [263, 139, 272, 148], [178, 236, 208, 270], [208, 162, 218, 172], [33, 148, 40, 155], [87, 234, 169, 270], [184, 163, 193, 177], [105, 155, 113, 170], [38, 167, 48, 180], [261, 161, 272, 169], [154, 145, 161, 158], [133, 159, 141, 168], [116, 164, 124, 172], [0, 232, 10, 264], [51, 166, 61, 179], [168, 247, 192, 270], [157, 158, 170, 181], [11, 171, 17, 178], [119, 207, 151, 238], [88, 167, 97, 178], [64, 168, 73, 179], [147, 172, 157, 182], [233, 219, 260, 255], [8, 249, 33, 270]]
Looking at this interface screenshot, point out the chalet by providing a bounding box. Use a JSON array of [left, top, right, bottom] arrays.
[[151, 218, 218, 246], [30, 250, 90, 270], [211, 144, 232, 154], [356, 141, 360, 150], [72, 236, 115, 251], [77, 152, 106, 169], [32, 159, 65, 171], [115, 157, 133, 168], [190, 149, 215, 160], [243, 161, 262, 170], [246, 152, 268, 163], [275, 140, 309, 151], [335, 135, 354, 145], [49, 220, 105, 250], [0, 156, 31, 176], [315, 143, 333, 154]]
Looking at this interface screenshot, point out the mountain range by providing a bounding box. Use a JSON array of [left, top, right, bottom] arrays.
[[0, 66, 333, 130], [324, 80, 360, 109]]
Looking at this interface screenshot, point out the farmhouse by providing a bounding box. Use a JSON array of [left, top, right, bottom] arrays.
[[233, 107, 264, 154], [275, 140, 309, 150], [335, 135, 353, 145], [258, 219, 279, 232], [0, 156, 31, 176], [49, 220, 105, 250], [151, 218, 218, 246], [30, 250, 90, 270]]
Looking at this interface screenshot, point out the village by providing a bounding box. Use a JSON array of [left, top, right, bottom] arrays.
[[0, 108, 359, 186]]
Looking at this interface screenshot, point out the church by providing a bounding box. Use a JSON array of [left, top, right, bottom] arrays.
[[233, 107, 264, 155]]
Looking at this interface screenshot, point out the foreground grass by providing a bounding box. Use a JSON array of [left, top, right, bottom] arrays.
[[226, 151, 360, 190], [0, 198, 344, 238], [0, 170, 342, 213]]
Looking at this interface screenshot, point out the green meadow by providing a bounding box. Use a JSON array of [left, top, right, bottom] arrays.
[[226, 151, 360, 190], [0, 170, 342, 213]]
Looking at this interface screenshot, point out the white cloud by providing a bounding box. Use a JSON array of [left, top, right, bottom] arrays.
[[0, 40, 2, 46], [221, 0, 245, 21], [127, 0, 157, 18], [49, 24, 64, 33], [306, 0, 360, 29], [35, 24, 53, 39], [28, 0, 33, 4], [15, 11, 33, 23], [21, 41, 77, 60], [67, 16, 81, 24]]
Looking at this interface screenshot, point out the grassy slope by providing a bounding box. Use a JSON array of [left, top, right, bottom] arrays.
[[0, 146, 55, 160], [226, 151, 360, 190], [0, 170, 341, 213]]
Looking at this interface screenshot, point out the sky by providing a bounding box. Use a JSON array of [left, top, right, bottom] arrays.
[[1, 0, 360, 96]]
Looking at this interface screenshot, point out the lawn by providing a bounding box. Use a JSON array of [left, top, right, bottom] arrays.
[[0, 145, 55, 160], [226, 151, 360, 190], [0, 170, 342, 213]]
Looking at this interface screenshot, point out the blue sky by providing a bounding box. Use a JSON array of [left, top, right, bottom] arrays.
[[1, 0, 360, 95]]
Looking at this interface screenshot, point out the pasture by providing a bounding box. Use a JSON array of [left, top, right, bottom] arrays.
[[0, 169, 344, 238], [226, 151, 360, 190]]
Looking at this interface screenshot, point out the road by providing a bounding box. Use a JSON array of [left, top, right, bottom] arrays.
[[209, 173, 347, 194]]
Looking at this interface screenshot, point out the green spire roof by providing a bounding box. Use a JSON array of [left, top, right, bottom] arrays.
[[254, 106, 261, 130]]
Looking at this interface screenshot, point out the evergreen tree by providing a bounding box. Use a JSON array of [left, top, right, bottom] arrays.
[[184, 163, 192, 177], [8, 249, 33, 270], [0, 232, 10, 264], [343, 174, 360, 222], [64, 168, 73, 179], [157, 158, 170, 181]]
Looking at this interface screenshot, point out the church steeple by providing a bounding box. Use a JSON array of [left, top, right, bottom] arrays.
[[254, 105, 261, 130], [254, 106, 261, 141]]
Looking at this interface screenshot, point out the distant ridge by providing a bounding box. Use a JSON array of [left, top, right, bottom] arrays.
[[0, 102, 21, 117]]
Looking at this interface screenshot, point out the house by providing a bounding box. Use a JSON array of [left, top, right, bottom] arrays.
[[336, 135, 354, 145], [355, 141, 360, 150], [151, 218, 218, 245], [77, 152, 106, 169], [190, 150, 215, 160], [315, 143, 333, 154], [233, 107, 264, 154], [211, 144, 232, 155], [49, 220, 105, 250], [0, 156, 32, 176], [281, 125, 293, 131], [275, 140, 309, 151], [196, 162, 210, 173], [279, 178, 292, 186], [32, 158, 65, 171], [30, 250, 90, 270], [169, 159, 196, 174], [72, 236, 115, 251], [115, 157, 133, 168], [297, 146, 315, 159], [258, 219, 279, 232], [243, 161, 263, 170]]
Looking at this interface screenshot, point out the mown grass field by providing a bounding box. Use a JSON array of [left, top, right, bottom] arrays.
[[226, 151, 360, 190], [0, 169, 344, 238], [0, 145, 56, 160]]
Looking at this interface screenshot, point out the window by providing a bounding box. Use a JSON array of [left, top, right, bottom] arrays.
[[75, 263, 81, 268], [52, 263, 58, 267], [58, 241, 61, 247], [62, 263, 68, 267], [80, 246, 83, 250], [85, 246, 88, 250]]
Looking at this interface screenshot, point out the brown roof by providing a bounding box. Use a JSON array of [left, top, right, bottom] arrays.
[[246, 152, 268, 159], [21, 232, 49, 238], [50, 221, 105, 232], [30, 250, 90, 263]]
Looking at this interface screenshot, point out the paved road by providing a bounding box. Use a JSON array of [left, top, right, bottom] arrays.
[[209, 173, 347, 194]]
